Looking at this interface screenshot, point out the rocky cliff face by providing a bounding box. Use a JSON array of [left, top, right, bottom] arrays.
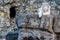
[[0, 0, 60, 40]]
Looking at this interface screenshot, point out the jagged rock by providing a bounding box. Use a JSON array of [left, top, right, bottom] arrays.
[[18, 29, 55, 40]]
